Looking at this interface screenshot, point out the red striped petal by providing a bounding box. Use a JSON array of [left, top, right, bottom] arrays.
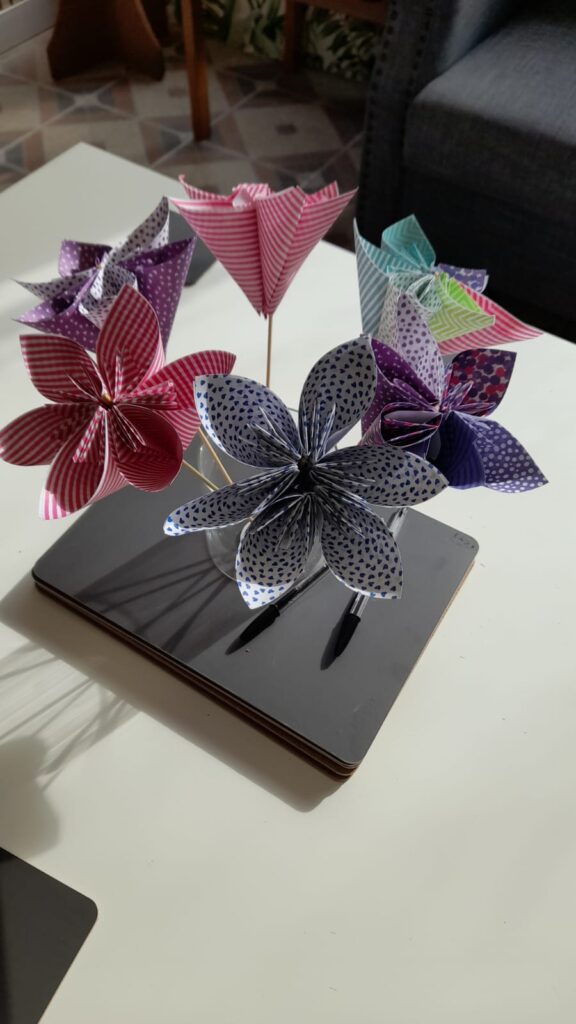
[[20, 333, 102, 402], [40, 416, 107, 519], [144, 350, 236, 445], [109, 404, 183, 491], [96, 285, 163, 397], [0, 403, 93, 465]]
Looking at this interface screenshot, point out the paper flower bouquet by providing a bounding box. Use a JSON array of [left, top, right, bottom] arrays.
[[0, 190, 547, 618]]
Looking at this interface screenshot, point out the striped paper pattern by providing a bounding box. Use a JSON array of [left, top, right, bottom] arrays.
[[174, 181, 355, 316], [437, 287, 541, 354]]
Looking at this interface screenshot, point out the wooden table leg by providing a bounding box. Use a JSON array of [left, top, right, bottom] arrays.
[[181, 0, 211, 141], [48, 0, 164, 81], [284, 0, 307, 71]]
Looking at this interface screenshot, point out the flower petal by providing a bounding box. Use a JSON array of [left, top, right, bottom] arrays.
[[20, 333, 102, 402], [235, 495, 315, 609], [58, 240, 109, 276], [164, 467, 292, 536], [108, 404, 183, 492], [96, 285, 163, 397], [462, 416, 547, 492], [194, 374, 301, 467], [80, 261, 136, 328], [299, 336, 376, 450], [113, 197, 170, 261], [319, 442, 447, 506], [123, 238, 195, 348], [320, 498, 402, 598], [17, 292, 101, 351], [390, 295, 445, 398], [362, 336, 437, 434], [447, 348, 516, 416], [145, 349, 236, 448], [40, 414, 124, 519], [0, 403, 93, 465], [434, 412, 485, 488]]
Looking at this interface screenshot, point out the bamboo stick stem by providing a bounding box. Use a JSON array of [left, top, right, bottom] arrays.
[[181, 458, 218, 492], [199, 429, 233, 485], [266, 314, 273, 388]]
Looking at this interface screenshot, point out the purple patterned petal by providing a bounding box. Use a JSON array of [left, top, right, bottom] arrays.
[[436, 263, 488, 293], [317, 443, 447, 506], [389, 295, 445, 398], [319, 497, 402, 598], [299, 336, 376, 450], [194, 374, 301, 468], [236, 495, 315, 608], [463, 417, 547, 492], [434, 413, 485, 488], [447, 348, 516, 416], [164, 468, 292, 535], [59, 241, 109, 276]]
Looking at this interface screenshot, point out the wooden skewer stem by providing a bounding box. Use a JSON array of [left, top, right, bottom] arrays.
[[181, 458, 218, 492], [199, 429, 233, 485], [266, 314, 273, 389]]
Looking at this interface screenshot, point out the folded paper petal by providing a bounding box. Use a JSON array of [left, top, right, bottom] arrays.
[[447, 348, 516, 416], [59, 241, 109, 277], [434, 413, 485, 488], [40, 415, 123, 519], [164, 468, 294, 536], [320, 498, 402, 598], [108, 404, 183, 492], [388, 296, 445, 398], [299, 336, 376, 451], [79, 261, 135, 328], [174, 180, 355, 316], [96, 286, 163, 397], [362, 337, 438, 435], [146, 349, 236, 448], [235, 495, 315, 608], [319, 444, 447, 506], [436, 264, 488, 293], [194, 374, 301, 467], [20, 334, 102, 403], [462, 417, 547, 492], [0, 403, 93, 465], [122, 238, 194, 348], [438, 288, 540, 354], [426, 274, 495, 343]]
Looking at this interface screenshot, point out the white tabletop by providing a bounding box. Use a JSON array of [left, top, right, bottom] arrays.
[[1, 144, 575, 1024]]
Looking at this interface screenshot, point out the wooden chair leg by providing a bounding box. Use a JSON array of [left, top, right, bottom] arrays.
[[284, 0, 306, 71], [181, 0, 211, 142]]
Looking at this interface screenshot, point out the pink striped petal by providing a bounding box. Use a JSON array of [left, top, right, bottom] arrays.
[[40, 415, 112, 519], [96, 285, 164, 398], [257, 189, 306, 311], [20, 334, 102, 402], [143, 349, 236, 446], [438, 288, 541, 353], [262, 187, 356, 315], [173, 197, 264, 314], [108, 404, 183, 491], [0, 403, 93, 465]]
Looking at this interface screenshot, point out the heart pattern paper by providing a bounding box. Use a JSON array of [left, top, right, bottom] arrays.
[[164, 336, 447, 608], [18, 198, 194, 351], [172, 181, 356, 316], [354, 216, 540, 353], [361, 295, 547, 493], [0, 286, 236, 519]]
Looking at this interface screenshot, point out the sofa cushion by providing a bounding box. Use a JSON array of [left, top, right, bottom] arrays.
[[403, 0, 576, 226]]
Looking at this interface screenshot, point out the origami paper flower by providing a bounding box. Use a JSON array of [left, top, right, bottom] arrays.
[[18, 198, 194, 351], [361, 295, 546, 493], [355, 216, 540, 353], [172, 180, 356, 316], [0, 286, 235, 519], [164, 337, 447, 608]]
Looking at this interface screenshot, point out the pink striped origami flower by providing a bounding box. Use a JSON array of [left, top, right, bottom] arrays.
[[172, 180, 356, 316], [0, 286, 235, 520]]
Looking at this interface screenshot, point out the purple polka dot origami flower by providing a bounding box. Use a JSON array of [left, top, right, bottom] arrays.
[[164, 337, 448, 609], [17, 198, 194, 351], [361, 295, 547, 493]]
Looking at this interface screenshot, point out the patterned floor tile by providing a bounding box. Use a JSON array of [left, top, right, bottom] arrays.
[[211, 88, 359, 174], [0, 73, 74, 148], [4, 106, 183, 173], [97, 62, 259, 132]]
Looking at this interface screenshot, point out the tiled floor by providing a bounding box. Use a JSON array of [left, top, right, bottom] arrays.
[[0, 32, 366, 248]]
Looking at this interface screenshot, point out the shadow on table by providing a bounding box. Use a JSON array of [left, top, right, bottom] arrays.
[[0, 576, 341, 812]]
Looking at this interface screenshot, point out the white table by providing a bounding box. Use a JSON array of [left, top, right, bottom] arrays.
[[1, 144, 575, 1024]]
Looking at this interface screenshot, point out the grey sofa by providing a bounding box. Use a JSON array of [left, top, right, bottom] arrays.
[[357, 0, 576, 338]]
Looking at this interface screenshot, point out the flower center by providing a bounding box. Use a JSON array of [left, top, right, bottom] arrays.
[[297, 454, 316, 493], [100, 389, 114, 408]]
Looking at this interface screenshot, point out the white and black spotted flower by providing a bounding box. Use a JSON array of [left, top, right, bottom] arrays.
[[164, 338, 448, 609]]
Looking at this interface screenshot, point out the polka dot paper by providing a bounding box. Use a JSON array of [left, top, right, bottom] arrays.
[[164, 336, 448, 609], [17, 198, 194, 352]]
